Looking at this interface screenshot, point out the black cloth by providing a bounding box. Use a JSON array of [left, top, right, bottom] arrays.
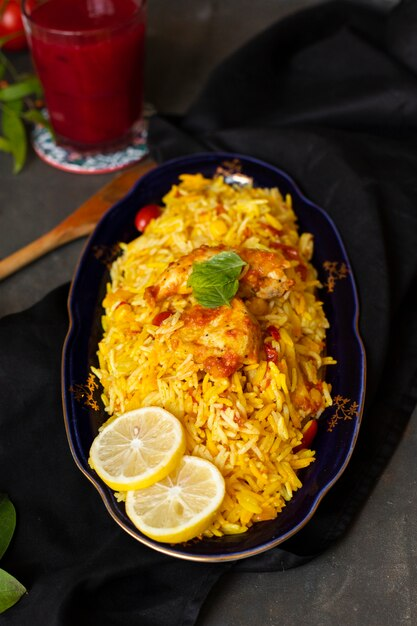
[[1, 0, 417, 623], [0, 285, 233, 625], [148, 0, 417, 562]]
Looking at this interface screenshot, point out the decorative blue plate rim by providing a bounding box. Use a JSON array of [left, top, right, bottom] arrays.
[[62, 151, 366, 562]]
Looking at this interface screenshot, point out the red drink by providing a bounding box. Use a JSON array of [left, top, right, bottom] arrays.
[[23, 0, 146, 149]]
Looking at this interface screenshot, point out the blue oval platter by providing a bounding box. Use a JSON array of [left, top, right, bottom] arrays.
[[62, 152, 366, 562]]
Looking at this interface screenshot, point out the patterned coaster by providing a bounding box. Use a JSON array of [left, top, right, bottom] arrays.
[[32, 121, 149, 174]]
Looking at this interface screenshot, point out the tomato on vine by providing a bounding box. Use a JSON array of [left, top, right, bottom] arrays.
[[0, 0, 28, 52]]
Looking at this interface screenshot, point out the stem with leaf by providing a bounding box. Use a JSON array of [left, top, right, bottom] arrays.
[[0, 45, 52, 173]]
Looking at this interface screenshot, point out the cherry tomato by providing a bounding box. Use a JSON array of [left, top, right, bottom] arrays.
[[295, 263, 308, 281], [266, 325, 281, 342], [270, 242, 300, 260], [0, 0, 28, 52], [134, 204, 161, 232], [152, 311, 172, 326], [294, 420, 318, 453]]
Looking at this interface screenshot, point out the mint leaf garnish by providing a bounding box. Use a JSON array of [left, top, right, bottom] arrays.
[[187, 251, 246, 308]]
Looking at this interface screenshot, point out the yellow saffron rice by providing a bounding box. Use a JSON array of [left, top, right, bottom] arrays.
[[92, 173, 335, 537]]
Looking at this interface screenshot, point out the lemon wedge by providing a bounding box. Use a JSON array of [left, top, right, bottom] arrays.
[[125, 455, 226, 543], [89, 407, 186, 491]]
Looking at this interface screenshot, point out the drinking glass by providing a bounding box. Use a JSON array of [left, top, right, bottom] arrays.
[[22, 0, 147, 151]]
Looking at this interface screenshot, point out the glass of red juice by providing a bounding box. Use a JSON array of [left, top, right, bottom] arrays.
[[22, 0, 146, 151]]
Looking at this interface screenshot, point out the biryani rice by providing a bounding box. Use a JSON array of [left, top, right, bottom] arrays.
[[92, 173, 335, 537]]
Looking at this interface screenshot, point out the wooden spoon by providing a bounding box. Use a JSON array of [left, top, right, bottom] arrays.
[[0, 157, 156, 281]]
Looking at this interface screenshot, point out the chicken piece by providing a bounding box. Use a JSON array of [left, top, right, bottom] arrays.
[[145, 245, 225, 303], [171, 297, 262, 378], [238, 248, 294, 300], [145, 244, 293, 304]]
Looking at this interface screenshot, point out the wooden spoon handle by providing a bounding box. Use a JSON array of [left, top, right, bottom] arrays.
[[0, 157, 156, 282], [0, 228, 75, 282]]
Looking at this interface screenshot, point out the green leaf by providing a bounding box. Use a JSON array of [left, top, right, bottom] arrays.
[[4, 98, 23, 114], [0, 568, 26, 614], [0, 495, 16, 559], [2, 106, 27, 173], [192, 279, 240, 308], [0, 48, 19, 82], [0, 136, 11, 153], [22, 109, 54, 135], [0, 76, 42, 102], [187, 251, 246, 308]]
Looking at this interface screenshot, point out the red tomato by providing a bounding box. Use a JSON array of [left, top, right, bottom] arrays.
[[266, 325, 281, 342], [295, 263, 308, 281], [0, 0, 28, 52], [134, 204, 161, 232], [270, 242, 300, 260], [152, 311, 172, 326], [294, 420, 318, 453]]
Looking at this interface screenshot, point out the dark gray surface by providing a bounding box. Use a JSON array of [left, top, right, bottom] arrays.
[[198, 416, 417, 626], [1, 0, 415, 624], [0, 150, 107, 318], [145, 0, 398, 114]]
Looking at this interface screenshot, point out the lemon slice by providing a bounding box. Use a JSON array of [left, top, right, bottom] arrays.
[[89, 407, 186, 491], [125, 455, 226, 543]]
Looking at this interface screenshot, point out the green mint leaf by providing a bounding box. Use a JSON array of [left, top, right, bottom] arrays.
[[0, 568, 26, 614], [191, 278, 240, 308], [0, 495, 15, 560], [0, 76, 42, 102], [197, 251, 246, 276], [187, 251, 246, 308], [2, 107, 26, 173]]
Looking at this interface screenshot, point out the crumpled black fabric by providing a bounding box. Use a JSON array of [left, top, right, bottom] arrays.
[[1, 1, 417, 624], [0, 285, 233, 626], [148, 0, 417, 567]]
